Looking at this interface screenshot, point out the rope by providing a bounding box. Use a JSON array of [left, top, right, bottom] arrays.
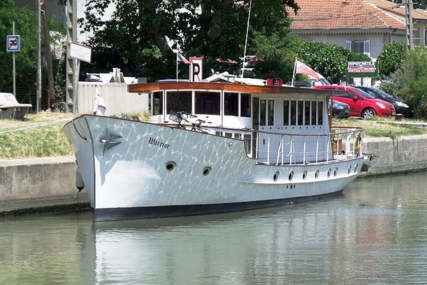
[[0, 119, 70, 134], [72, 119, 87, 141]]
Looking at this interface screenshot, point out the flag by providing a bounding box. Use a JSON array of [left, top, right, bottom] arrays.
[[177, 52, 190, 64], [296, 60, 320, 80], [93, 87, 106, 115]]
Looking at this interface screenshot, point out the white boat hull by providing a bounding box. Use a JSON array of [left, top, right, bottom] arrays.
[[64, 115, 363, 221]]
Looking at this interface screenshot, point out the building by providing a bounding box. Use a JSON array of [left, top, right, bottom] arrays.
[[289, 0, 427, 60]]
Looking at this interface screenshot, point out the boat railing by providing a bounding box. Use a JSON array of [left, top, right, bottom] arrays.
[[211, 126, 364, 166], [160, 122, 363, 165]]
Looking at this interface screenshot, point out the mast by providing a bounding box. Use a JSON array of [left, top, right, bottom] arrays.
[[241, 0, 253, 78]]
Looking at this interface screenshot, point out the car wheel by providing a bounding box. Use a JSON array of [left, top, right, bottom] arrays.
[[362, 108, 376, 118]]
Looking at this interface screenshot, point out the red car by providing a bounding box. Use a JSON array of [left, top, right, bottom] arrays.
[[315, 85, 396, 118]]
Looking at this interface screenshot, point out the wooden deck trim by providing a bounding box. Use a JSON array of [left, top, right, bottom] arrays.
[[127, 82, 342, 97]]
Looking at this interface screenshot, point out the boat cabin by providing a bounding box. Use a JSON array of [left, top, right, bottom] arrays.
[[129, 81, 355, 165]]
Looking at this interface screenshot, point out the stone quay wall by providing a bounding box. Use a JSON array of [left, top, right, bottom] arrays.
[[1, 135, 427, 208]]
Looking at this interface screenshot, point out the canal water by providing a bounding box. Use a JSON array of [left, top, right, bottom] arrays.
[[1, 172, 427, 285]]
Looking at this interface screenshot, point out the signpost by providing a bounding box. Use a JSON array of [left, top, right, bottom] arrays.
[[69, 42, 92, 115], [347, 61, 378, 86], [6, 26, 19, 97]]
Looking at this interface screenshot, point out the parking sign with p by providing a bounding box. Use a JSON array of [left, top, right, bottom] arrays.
[[7, 35, 20, 52]]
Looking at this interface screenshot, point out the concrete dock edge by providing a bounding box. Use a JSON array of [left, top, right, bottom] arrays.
[[1, 134, 427, 216]]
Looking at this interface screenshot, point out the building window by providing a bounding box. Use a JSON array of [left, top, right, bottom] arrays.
[[345, 40, 370, 57], [414, 29, 420, 46]]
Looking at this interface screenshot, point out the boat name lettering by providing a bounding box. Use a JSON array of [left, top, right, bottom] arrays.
[[148, 137, 170, 149]]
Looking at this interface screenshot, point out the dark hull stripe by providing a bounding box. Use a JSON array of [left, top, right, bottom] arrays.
[[94, 190, 344, 222]]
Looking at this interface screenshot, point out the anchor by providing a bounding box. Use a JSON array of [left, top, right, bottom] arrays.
[[100, 128, 122, 155]]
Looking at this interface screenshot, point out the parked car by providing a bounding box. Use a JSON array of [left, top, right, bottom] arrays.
[[315, 85, 396, 118], [85, 73, 103, 82], [329, 98, 350, 118], [355, 86, 414, 117]]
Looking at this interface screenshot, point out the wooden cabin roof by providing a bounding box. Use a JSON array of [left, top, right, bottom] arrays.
[[128, 82, 342, 97]]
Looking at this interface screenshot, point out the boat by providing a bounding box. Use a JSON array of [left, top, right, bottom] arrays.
[[63, 79, 366, 222]]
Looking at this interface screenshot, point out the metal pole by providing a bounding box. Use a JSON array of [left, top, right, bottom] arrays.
[[12, 21, 16, 97], [36, 0, 43, 112], [405, 0, 414, 51], [242, 0, 252, 78], [73, 60, 80, 115]]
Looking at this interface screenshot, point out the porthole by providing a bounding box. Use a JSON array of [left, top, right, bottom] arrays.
[[202, 166, 212, 176], [315, 169, 319, 179], [288, 171, 294, 181], [302, 171, 307, 180], [334, 167, 338, 177], [327, 168, 332, 177], [348, 165, 352, 174], [165, 161, 176, 171], [273, 171, 280, 181], [354, 164, 359, 173]]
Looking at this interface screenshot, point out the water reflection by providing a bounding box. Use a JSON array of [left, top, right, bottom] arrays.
[[1, 172, 427, 285]]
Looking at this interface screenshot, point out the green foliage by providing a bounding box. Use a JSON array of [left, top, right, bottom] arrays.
[[80, 0, 299, 81], [297, 42, 369, 84], [377, 41, 406, 76], [251, 26, 300, 81], [0, 0, 37, 89], [398, 47, 427, 118], [378, 47, 427, 119]]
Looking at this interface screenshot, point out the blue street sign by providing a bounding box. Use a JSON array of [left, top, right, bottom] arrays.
[[7, 35, 20, 52]]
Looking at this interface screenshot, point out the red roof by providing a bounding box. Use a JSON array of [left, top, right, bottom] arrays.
[[289, 0, 406, 31]]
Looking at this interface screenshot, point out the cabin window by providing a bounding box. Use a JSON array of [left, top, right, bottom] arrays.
[[318, 101, 323, 125], [224, 92, 238, 116], [290, 100, 297, 125], [283, 100, 289, 125], [304, 101, 310, 125], [241, 93, 251, 117], [153, 91, 163, 115], [260, 100, 266, 126], [195, 91, 220, 115], [167, 91, 192, 114], [268, 100, 274, 126], [297, 101, 303, 126], [311, 101, 317, 125]]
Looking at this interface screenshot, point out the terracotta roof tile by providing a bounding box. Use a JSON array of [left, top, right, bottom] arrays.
[[365, 0, 427, 20], [289, 0, 406, 31]]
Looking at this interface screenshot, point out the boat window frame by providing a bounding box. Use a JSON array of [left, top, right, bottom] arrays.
[[195, 90, 221, 115], [283, 100, 289, 125], [224, 92, 239, 116], [260, 99, 267, 126], [267, 99, 274, 126], [241, 93, 251, 118], [152, 91, 164, 116], [165, 90, 193, 115]]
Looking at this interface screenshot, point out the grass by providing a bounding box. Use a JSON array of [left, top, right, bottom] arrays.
[[332, 116, 427, 139], [0, 112, 425, 160]]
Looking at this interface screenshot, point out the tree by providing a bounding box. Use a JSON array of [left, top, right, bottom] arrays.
[[376, 41, 406, 76], [0, 0, 36, 92], [394, 47, 427, 118], [79, 0, 299, 81], [296, 42, 371, 84]]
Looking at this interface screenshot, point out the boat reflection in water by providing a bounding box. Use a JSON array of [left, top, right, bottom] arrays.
[[2, 173, 427, 284]]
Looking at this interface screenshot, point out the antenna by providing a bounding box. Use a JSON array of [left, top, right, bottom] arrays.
[[242, 0, 253, 78]]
